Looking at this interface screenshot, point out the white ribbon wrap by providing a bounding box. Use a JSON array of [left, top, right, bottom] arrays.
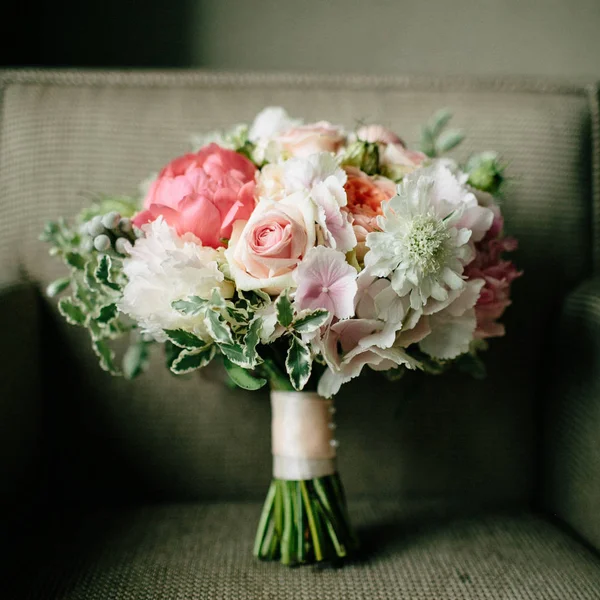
[[271, 391, 337, 480]]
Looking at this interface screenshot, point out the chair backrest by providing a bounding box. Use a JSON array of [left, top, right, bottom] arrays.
[[1, 71, 598, 509]]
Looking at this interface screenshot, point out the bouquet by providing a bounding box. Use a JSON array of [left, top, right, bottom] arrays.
[[42, 107, 521, 566]]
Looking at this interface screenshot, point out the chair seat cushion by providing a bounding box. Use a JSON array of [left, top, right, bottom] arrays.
[[7, 501, 600, 600]]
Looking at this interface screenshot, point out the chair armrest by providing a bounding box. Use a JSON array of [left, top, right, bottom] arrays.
[[0, 282, 43, 517], [544, 277, 600, 551]]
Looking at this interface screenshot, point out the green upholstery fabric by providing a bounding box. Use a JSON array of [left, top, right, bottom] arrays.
[[545, 277, 600, 551], [6, 503, 600, 600], [0, 283, 42, 515], [1, 71, 598, 511]]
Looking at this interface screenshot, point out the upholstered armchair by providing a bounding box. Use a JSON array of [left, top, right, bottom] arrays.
[[1, 70, 599, 599]]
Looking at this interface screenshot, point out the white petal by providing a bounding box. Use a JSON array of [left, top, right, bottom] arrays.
[[419, 309, 476, 359]]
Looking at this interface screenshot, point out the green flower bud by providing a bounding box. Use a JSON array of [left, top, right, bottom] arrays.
[[465, 151, 505, 195], [88, 215, 105, 238], [115, 237, 132, 255], [81, 237, 95, 254], [102, 211, 121, 230], [341, 141, 380, 176], [119, 217, 132, 233], [93, 234, 111, 252]]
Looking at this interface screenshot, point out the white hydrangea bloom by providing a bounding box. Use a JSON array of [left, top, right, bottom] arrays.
[[283, 153, 356, 252], [119, 218, 234, 342], [364, 163, 491, 310], [418, 279, 485, 359], [249, 107, 302, 163]]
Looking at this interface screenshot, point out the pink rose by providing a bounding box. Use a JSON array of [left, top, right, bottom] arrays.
[[225, 193, 316, 294], [133, 144, 257, 248], [275, 121, 346, 158], [465, 235, 522, 339], [356, 124, 404, 146], [381, 144, 427, 176]]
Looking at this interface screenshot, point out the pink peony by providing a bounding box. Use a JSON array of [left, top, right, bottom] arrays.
[[275, 121, 346, 158], [133, 144, 258, 248], [465, 232, 522, 339], [294, 247, 358, 319]]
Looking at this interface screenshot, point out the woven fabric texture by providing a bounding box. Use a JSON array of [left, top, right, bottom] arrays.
[[0, 71, 597, 509], [545, 276, 600, 551], [5, 502, 600, 600], [0, 283, 42, 514]]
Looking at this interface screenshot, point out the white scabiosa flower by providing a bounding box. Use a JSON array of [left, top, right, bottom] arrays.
[[119, 217, 234, 342], [364, 163, 492, 310]]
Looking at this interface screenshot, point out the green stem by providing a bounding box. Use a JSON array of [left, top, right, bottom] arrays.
[[295, 482, 305, 563], [281, 482, 294, 565], [300, 481, 323, 562], [253, 481, 276, 558], [262, 358, 294, 391]]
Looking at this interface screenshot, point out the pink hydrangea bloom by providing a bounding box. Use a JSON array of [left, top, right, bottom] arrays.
[[133, 144, 257, 248], [294, 247, 358, 319]]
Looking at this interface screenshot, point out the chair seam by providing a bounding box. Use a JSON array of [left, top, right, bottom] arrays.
[[0, 69, 595, 97]]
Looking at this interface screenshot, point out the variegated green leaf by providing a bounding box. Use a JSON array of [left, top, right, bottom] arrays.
[[220, 343, 252, 368], [96, 303, 118, 325], [172, 296, 209, 316], [292, 309, 329, 334], [275, 290, 293, 327], [205, 309, 234, 345], [164, 329, 206, 349], [285, 335, 312, 391], [244, 317, 262, 366], [58, 297, 86, 325], [170, 345, 216, 374], [46, 277, 70, 298], [93, 339, 121, 375], [95, 254, 120, 291]]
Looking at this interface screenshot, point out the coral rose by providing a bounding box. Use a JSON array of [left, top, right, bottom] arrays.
[[344, 167, 396, 218], [133, 143, 257, 248]]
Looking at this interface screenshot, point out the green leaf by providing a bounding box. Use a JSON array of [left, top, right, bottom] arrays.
[[172, 296, 209, 316], [223, 357, 267, 391], [95, 254, 120, 291], [96, 303, 118, 325], [205, 309, 234, 345], [46, 277, 70, 298], [58, 297, 86, 326], [220, 343, 252, 368], [244, 317, 263, 365], [210, 288, 226, 309], [164, 328, 206, 349], [429, 108, 453, 138], [165, 340, 184, 370], [285, 335, 312, 391], [170, 345, 216, 374], [436, 129, 465, 153], [275, 290, 293, 327], [123, 340, 151, 379], [92, 339, 121, 375], [292, 309, 329, 334], [65, 252, 86, 271]]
